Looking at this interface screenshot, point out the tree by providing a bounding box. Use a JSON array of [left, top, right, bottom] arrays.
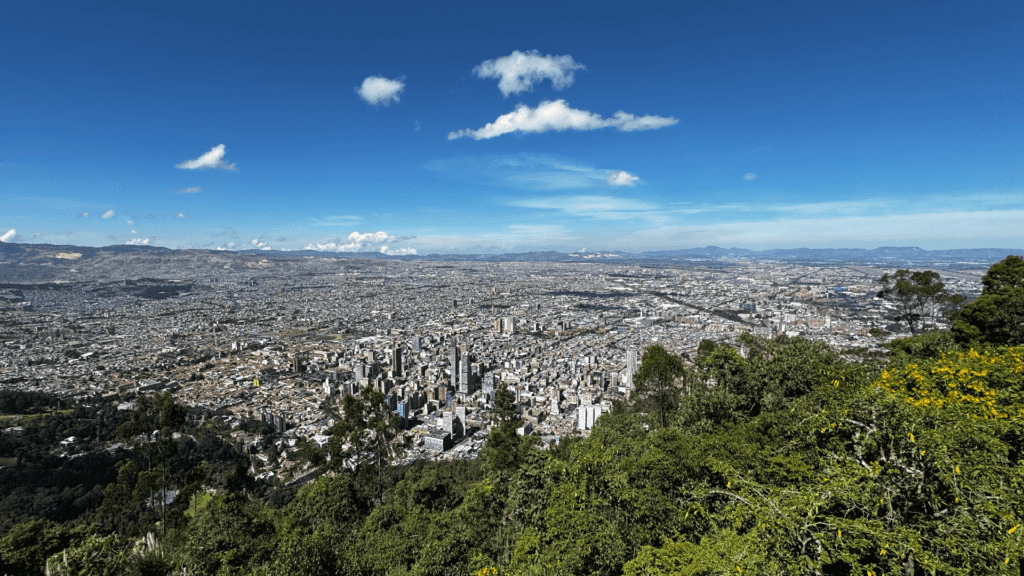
[[0, 519, 87, 576], [951, 254, 1024, 346], [115, 392, 187, 536], [633, 344, 688, 428], [327, 390, 406, 501], [481, 381, 522, 475], [877, 269, 962, 335]]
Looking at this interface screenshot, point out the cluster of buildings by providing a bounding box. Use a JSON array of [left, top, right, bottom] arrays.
[[0, 257, 985, 478]]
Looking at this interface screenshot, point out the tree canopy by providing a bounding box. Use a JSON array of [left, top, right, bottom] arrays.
[[953, 254, 1024, 346]]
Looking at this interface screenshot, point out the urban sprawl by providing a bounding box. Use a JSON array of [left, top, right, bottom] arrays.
[[0, 256, 986, 485]]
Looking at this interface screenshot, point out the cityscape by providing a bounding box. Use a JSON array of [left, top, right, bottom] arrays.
[[0, 241, 995, 482]]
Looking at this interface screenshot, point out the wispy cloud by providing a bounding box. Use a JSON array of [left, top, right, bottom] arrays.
[[473, 50, 586, 97], [426, 154, 642, 191], [356, 76, 405, 106], [508, 195, 658, 220], [173, 186, 201, 193], [628, 209, 1024, 250], [101, 210, 115, 219], [1, 229, 18, 242], [175, 144, 237, 171], [78, 212, 89, 217], [125, 238, 150, 245], [448, 100, 678, 140], [310, 215, 362, 227], [176, 213, 186, 219]]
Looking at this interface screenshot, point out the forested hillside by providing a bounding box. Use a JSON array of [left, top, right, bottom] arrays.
[[2, 256, 1023, 576]]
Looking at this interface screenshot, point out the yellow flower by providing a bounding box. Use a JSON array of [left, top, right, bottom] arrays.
[[1010, 524, 1020, 535], [955, 465, 960, 474], [908, 432, 915, 443]]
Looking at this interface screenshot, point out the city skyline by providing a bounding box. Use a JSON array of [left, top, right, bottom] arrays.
[[3, 0, 1023, 254]]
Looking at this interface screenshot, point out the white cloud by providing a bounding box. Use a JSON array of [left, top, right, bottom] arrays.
[[101, 210, 115, 219], [473, 49, 586, 98], [304, 230, 414, 252], [356, 76, 406, 106], [176, 213, 186, 219], [607, 170, 639, 186], [745, 173, 756, 180], [1, 229, 18, 242], [79, 212, 89, 217], [125, 238, 150, 245], [126, 219, 134, 225], [175, 144, 237, 171], [380, 246, 417, 255], [174, 186, 201, 193], [250, 238, 270, 249], [131, 229, 137, 234], [447, 100, 678, 140]]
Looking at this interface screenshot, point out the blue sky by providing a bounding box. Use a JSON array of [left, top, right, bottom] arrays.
[[2, 0, 1022, 254]]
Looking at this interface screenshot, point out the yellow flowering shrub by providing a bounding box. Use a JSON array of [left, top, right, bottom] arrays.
[[876, 347, 1024, 419]]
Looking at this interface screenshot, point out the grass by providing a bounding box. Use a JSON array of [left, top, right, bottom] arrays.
[[184, 491, 215, 518], [0, 408, 74, 425]]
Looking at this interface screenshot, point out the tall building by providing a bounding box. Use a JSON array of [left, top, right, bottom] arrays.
[[458, 357, 474, 395], [391, 345, 403, 377], [482, 372, 495, 401], [455, 406, 467, 437], [625, 348, 638, 388], [449, 345, 460, 389]]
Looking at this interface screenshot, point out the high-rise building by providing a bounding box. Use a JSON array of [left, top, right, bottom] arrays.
[[458, 357, 474, 395], [625, 348, 638, 388], [391, 345, 403, 377], [455, 406, 467, 437], [482, 372, 495, 401], [449, 345, 459, 389]]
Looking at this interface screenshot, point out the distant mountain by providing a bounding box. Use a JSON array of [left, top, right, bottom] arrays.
[[639, 246, 1021, 261], [1, 240, 1020, 264]]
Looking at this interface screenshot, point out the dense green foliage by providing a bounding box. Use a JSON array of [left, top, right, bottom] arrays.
[[3, 260, 1024, 575], [953, 255, 1024, 346], [0, 390, 59, 415]]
